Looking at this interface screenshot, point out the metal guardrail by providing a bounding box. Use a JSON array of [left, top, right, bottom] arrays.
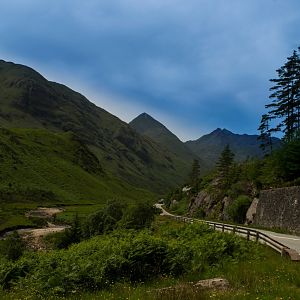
[[171, 215, 289, 255]]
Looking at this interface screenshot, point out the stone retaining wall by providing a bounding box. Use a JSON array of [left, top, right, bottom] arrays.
[[253, 186, 300, 232]]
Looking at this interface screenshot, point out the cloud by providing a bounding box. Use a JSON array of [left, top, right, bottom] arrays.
[[0, 0, 300, 139]]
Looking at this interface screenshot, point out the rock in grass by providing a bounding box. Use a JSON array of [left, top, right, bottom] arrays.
[[194, 278, 229, 290]]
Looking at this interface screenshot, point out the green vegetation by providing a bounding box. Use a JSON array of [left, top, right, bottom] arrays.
[[259, 48, 300, 147], [227, 195, 252, 224], [165, 137, 300, 223], [0, 127, 154, 232], [0, 60, 191, 193], [1, 217, 299, 299], [46, 200, 159, 250], [0, 231, 24, 261], [0, 217, 260, 298]]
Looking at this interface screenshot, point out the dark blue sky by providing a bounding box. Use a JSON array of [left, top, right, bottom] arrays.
[[1, 0, 300, 140]]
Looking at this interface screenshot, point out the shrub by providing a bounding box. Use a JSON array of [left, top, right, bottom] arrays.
[[0, 231, 24, 261], [119, 202, 157, 230], [82, 200, 125, 238]]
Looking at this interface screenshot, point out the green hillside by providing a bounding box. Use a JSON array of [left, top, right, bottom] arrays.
[[0, 127, 155, 232], [0, 60, 190, 193]]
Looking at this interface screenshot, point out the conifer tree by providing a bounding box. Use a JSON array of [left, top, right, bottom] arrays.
[[264, 49, 300, 141], [258, 114, 273, 152], [217, 144, 234, 178], [190, 159, 200, 184]]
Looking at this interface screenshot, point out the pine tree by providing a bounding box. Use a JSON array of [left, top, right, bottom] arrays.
[[258, 114, 273, 152], [265, 50, 300, 141], [217, 144, 235, 178], [190, 159, 200, 184]]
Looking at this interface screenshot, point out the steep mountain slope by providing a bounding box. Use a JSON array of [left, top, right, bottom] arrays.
[[0, 127, 155, 232], [0, 60, 189, 192], [130, 113, 201, 164], [186, 128, 280, 168]]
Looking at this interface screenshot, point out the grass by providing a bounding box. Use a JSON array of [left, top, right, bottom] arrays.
[[0, 128, 155, 232], [0, 59, 191, 195]]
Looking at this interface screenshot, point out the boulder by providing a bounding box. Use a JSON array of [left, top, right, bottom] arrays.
[[245, 198, 259, 225], [194, 278, 229, 290]]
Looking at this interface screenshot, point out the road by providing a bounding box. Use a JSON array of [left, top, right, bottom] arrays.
[[155, 204, 300, 254]]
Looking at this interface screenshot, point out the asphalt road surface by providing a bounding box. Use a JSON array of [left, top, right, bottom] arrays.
[[155, 204, 300, 254]]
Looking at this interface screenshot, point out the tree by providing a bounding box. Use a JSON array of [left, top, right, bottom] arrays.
[[120, 202, 157, 230], [216, 145, 235, 190], [264, 49, 300, 141], [258, 114, 273, 153], [217, 145, 234, 177], [189, 159, 200, 184]]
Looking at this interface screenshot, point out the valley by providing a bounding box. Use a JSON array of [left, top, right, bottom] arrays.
[[0, 54, 299, 300]]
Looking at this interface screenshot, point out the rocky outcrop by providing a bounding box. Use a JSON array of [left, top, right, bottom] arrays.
[[188, 190, 233, 220], [188, 191, 215, 217], [253, 186, 300, 232], [245, 198, 259, 225]]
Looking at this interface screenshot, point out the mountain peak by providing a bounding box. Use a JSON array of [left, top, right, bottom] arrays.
[[212, 128, 233, 135], [139, 112, 152, 118], [129, 112, 202, 165]]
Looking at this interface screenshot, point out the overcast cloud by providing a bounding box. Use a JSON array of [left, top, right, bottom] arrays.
[[1, 0, 300, 140]]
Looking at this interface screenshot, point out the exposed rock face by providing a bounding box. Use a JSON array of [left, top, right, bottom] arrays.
[[245, 198, 259, 225], [221, 196, 233, 221], [253, 186, 300, 232], [188, 190, 232, 220], [188, 191, 215, 217]]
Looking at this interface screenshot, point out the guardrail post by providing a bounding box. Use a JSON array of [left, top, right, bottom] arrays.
[[233, 226, 236, 235], [222, 224, 224, 232], [247, 230, 250, 241], [213, 223, 216, 230], [256, 232, 259, 242]]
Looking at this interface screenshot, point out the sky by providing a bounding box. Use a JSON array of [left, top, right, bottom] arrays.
[[0, 0, 300, 141]]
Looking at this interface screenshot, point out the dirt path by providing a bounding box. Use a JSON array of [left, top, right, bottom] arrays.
[[20, 224, 69, 250], [25, 207, 64, 218], [6, 207, 69, 250]]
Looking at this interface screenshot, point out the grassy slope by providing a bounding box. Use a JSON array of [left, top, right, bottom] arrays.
[[0, 60, 189, 193], [0, 127, 154, 232]]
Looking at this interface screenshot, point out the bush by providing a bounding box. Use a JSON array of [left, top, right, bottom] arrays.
[[82, 200, 125, 238], [0, 222, 256, 297], [119, 202, 157, 230], [227, 195, 252, 224], [0, 231, 24, 261], [45, 214, 81, 249]]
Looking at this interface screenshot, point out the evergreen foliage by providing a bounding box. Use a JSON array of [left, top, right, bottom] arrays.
[[259, 48, 300, 145], [189, 159, 201, 184], [217, 145, 235, 175], [216, 145, 235, 190]]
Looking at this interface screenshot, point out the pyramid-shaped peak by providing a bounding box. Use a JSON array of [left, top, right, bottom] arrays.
[[211, 128, 233, 135]]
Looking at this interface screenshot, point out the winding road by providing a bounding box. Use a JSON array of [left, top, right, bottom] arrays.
[[155, 204, 300, 255]]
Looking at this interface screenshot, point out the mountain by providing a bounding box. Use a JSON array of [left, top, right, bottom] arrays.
[[0, 60, 190, 193], [185, 128, 280, 168], [130, 113, 201, 165]]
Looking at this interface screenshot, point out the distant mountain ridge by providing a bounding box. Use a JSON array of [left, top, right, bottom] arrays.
[[130, 113, 281, 171], [186, 128, 280, 167]]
